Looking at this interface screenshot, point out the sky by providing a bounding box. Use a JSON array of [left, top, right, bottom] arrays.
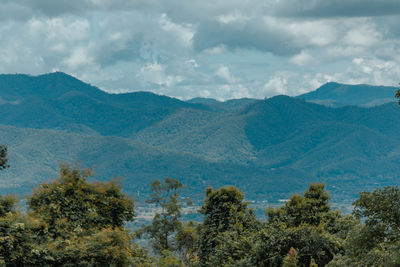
[[1, 0, 400, 100]]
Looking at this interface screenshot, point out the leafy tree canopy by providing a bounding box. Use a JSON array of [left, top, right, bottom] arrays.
[[0, 164, 151, 266], [197, 186, 258, 267], [258, 183, 353, 267], [330, 186, 400, 266], [28, 164, 135, 238]]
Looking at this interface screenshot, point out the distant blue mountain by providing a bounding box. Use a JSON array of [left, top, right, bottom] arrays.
[[1, 72, 400, 204], [298, 82, 398, 107], [0, 72, 206, 136]]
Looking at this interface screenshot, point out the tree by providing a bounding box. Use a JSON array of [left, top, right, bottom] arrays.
[[255, 183, 352, 267], [0, 195, 15, 217], [353, 186, 400, 240], [0, 145, 9, 170], [28, 164, 135, 239], [138, 177, 186, 253], [266, 183, 335, 228], [0, 195, 49, 266], [196, 186, 259, 267], [0, 163, 153, 266], [22, 164, 148, 266], [332, 186, 400, 266]]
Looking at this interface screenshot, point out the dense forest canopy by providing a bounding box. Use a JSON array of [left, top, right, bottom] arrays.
[[1, 161, 399, 266]]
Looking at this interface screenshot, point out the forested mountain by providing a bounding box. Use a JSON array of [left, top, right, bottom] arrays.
[[298, 82, 397, 107], [0, 72, 399, 203], [0, 72, 206, 136]]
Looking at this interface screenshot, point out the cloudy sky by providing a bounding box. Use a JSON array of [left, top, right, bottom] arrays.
[[1, 0, 400, 100]]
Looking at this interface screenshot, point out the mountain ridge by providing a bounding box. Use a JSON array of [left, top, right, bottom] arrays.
[[298, 82, 397, 107], [1, 72, 400, 204]]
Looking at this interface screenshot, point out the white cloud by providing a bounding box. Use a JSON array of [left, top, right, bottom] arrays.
[[286, 19, 337, 47], [0, 0, 400, 100], [63, 47, 94, 69], [159, 13, 194, 49], [215, 65, 237, 83], [202, 44, 227, 55], [262, 76, 289, 96], [137, 62, 184, 90], [342, 21, 381, 46], [217, 11, 248, 24], [290, 50, 316, 66], [185, 59, 198, 68], [28, 17, 90, 43]]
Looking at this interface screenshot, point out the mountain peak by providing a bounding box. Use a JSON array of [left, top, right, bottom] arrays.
[[298, 82, 397, 107], [0, 71, 108, 100], [38, 71, 81, 82]]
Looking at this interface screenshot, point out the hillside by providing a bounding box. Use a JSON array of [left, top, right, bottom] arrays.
[[1, 72, 400, 204], [0, 124, 313, 202], [0, 72, 206, 136]]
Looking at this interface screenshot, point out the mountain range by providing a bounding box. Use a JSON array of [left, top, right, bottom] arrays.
[[0, 72, 399, 205], [298, 82, 397, 107]]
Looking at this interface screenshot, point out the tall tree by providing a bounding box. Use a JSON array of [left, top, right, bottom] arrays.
[[267, 183, 336, 228], [138, 177, 186, 253], [197, 186, 258, 267], [256, 183, 352, 267]]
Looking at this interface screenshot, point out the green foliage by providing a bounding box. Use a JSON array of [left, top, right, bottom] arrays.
[[334, 186, 400, 266], [257, 184, 351, 267], [28, 164, 135, 239], [197, 186, 259, 266], [3, 157, 400, 266], [131, 244, 154, 267], [0, 198, 54, 266], [138, 177, 186, 253], [0, 195, 16, 217], [157, 250, 185, 267], [0, 144, 9, 170], [251, 221, 343, 267], [39, 227, 140, 266], [267, 183, 335, 227], [282, 248, 299, 267], [0, 209, 37, 265], [0, 164, 152, 266], [176, 221, 199, 266], [309, 258, 318, 267], [353, 186, 400, 241]]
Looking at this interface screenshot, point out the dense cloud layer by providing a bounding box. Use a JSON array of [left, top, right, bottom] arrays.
[[0, 0, 399, 99]]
